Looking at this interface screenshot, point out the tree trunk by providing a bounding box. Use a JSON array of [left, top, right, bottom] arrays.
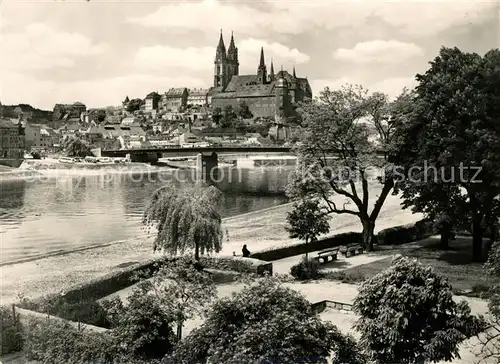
[[472, 215, 484, 262], [194, 243, 200, 261], [362, 220, 375, 252], [439, 230, 450, 250], [305, 238, 309, 261], [176, 321, 183, 341]]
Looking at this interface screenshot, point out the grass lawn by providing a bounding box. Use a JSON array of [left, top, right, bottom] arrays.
[[324, 235, 493, 294]]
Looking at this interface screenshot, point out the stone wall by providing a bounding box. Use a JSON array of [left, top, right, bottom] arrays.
[[212, 96, 276, 118]]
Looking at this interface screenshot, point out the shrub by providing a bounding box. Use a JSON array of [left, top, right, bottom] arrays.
[[0, 306, 24, 355], [103, 290, 177, 360], [290, 256, 321, 280], [198, 256, 256, 273], [353, 257, 486, 364], [324, 271, 366, 284], [376, 219, 435, 245]]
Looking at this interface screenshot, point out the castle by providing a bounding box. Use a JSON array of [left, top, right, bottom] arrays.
[[209, 31, 312, 121]]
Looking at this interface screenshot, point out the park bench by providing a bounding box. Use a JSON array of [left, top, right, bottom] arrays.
[[340, 244, 364, 258], [312, 248, 340, 264]]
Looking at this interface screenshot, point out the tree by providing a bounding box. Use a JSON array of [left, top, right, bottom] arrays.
[[220, 105, 236, 128], [400, 47, 500, 261], [353, 256, 486, 364], [286, 198, 330, 260], [143, 183, 224, 260], [288, 85, 407, 251], [166, 276, 366, 364], [237, 101, 252, 119], [64, 137, 93, 157], [126, 98, 143, 113], [95, 109, 106, 123], [135, 257, 216, 342], [212, 107, 222, 125]]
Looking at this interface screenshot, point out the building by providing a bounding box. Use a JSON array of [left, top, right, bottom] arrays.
[[53, 102, 87, 120], [209, 31, 312, 120], [161, 88, 188, 112], [25, 124, 58, 150], [145, 92, 161, 112], [187, 88, 209, 107], [0, 119, 25, 158]]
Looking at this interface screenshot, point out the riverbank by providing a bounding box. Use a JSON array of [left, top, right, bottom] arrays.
[[0, 187, 421, 305]]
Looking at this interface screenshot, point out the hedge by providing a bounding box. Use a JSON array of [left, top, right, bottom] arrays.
[[250, 219, 436, 262], [250, 232, 363, 261], [17, 256, 266, 327], [377, 219, 436, 246]]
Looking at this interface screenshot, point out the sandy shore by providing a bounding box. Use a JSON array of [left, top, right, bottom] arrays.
[[0, 184, 422, 305]]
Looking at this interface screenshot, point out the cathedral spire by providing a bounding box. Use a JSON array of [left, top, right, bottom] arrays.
[[293, 66, 296, 78], [217, 29, 226, 54], [270, 58, 275, 80], [259, 47, 265, 68], [229, 31, 235, 48]]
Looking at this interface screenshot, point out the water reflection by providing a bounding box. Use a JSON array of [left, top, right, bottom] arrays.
[[0, 167, 290, 264]]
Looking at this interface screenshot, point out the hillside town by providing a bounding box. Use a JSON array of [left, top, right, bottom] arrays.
[[0, 32, 309, 162]]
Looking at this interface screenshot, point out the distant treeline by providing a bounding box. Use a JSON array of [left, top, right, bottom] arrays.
[[1, 104, 53, 121]]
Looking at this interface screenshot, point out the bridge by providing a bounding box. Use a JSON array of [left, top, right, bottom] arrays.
[[99, 146, 295, 182], [100, 146, 292, 160]]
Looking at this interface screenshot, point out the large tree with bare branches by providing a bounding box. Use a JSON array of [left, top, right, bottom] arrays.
[[287, 85, 411, 251]]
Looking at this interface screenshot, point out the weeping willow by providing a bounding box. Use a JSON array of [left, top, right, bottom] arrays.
[[143, 182, 224, 260]]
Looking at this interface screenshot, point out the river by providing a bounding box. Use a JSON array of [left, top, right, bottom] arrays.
[[0, 167, 291, 265]]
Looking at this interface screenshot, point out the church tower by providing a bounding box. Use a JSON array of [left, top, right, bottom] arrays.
[[227, 31, 239, 78], [256, 47, 267, 84], [274, 68, 288, 122], [289, 66, 297, 103], [214, 30, 230, 88], [269, 59, 275, 81]]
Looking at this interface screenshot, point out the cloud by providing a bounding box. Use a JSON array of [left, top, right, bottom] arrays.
[[127, 0, 495, 37], [0, 73, 206, 110], [310, 76, 417, 99], [0, 23, 107, 72], [333, 40, 424, 64], [132, 38, 309, 73]]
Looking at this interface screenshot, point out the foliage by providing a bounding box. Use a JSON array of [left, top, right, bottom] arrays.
[[18, 295, 112, 328], [323, 270, 366, 284], [237, 101, 253, 119], [126, 98, 143, 113], [198, 256, 256, 273], [220, 105, 236, 128], [212, 107, 222, 125], [376, 219, 436, 246], [138, 257, 217, 341], [475, 241, 500, 363], [289, 85, 409, 251], [64, 136, 93, 158], [23, 318, 153, 364], [166, 276, 365, 364], [353, 256, 486, 364], [290, 255, 321, 280], [103, 289, 177, 360], [286, 198, 330, 260], [0, 306, 24, 355], [143, 182, 224, 260], [399, 47, 500, 261]]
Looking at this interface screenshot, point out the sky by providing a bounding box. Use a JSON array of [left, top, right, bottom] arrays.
[[0, 0, 499, 110]]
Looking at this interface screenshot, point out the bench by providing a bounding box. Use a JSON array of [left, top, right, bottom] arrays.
[[312, 248, 340, 264], [340, 244, 364, 257]]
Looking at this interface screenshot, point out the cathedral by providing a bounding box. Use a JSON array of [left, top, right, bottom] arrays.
[[209, 31, 312, 121]]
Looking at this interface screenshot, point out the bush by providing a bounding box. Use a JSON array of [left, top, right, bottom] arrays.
[[198, 256, 256, 273], [377, 219, 435, 245], [324, 271, 366, 284], [290, 256, 321, 280], [103, 291, 177, 360], [24, 318, 118, 364], [0, 306, 24, 355]]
